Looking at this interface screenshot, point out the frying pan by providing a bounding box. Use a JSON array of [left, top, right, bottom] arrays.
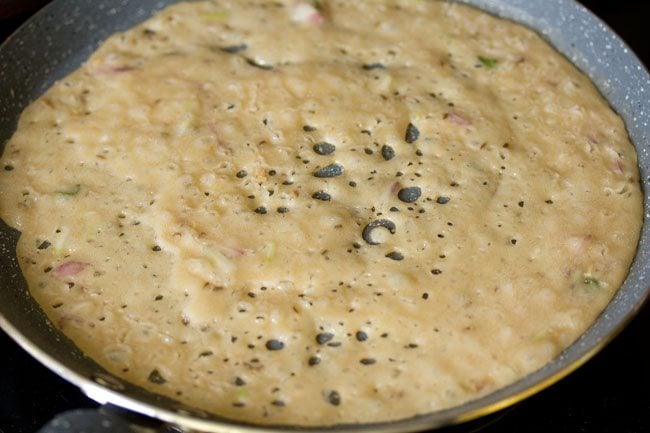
[[1, 0, 649, 432]]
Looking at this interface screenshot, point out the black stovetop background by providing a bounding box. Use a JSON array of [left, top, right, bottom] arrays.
[[1, 1, 649, 432]]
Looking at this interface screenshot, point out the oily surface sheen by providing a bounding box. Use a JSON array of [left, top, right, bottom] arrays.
[[0, 0, 643, 426]]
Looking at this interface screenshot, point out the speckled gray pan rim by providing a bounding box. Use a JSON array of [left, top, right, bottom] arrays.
[[0, 0, 649, 432]]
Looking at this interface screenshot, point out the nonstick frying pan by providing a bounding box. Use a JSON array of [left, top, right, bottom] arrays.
[[1, 1, 649, 432]]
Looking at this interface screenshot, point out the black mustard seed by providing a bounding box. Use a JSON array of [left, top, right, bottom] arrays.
[[312, 191, 332, 201], [313, 163, 344, 178], [405, 123, 420, 143], [221, 43, 248, 53], [362, 63, 386, 70], [381, 145, 395, 161], [362, 219, 396, 245], [327, 390, 341, 406], [147, 369, 166, 385], [316, 332, 335, 345], [313, 142, 336, 155], [397, 186, 421, 203], [385, 251, 404, 261], [355, 331, 368, 341], [266, 339, 285, 351]]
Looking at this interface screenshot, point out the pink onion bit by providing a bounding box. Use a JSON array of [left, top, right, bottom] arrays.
[[445, 111, 472, 126], [53, 261, 89, 277], [309, 11, 325, 25], [292, 3, 325, 26]]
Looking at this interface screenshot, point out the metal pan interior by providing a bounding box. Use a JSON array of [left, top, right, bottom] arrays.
[[0, 0, 649, 431]]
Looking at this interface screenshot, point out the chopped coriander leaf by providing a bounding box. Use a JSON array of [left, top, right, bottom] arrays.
[[478, 56, 498, 69], [57, 184, 81, 196], [583, 275, 601, 288]]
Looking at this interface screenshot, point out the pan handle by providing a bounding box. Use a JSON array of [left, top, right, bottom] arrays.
[[36, 405, 184, 433]]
